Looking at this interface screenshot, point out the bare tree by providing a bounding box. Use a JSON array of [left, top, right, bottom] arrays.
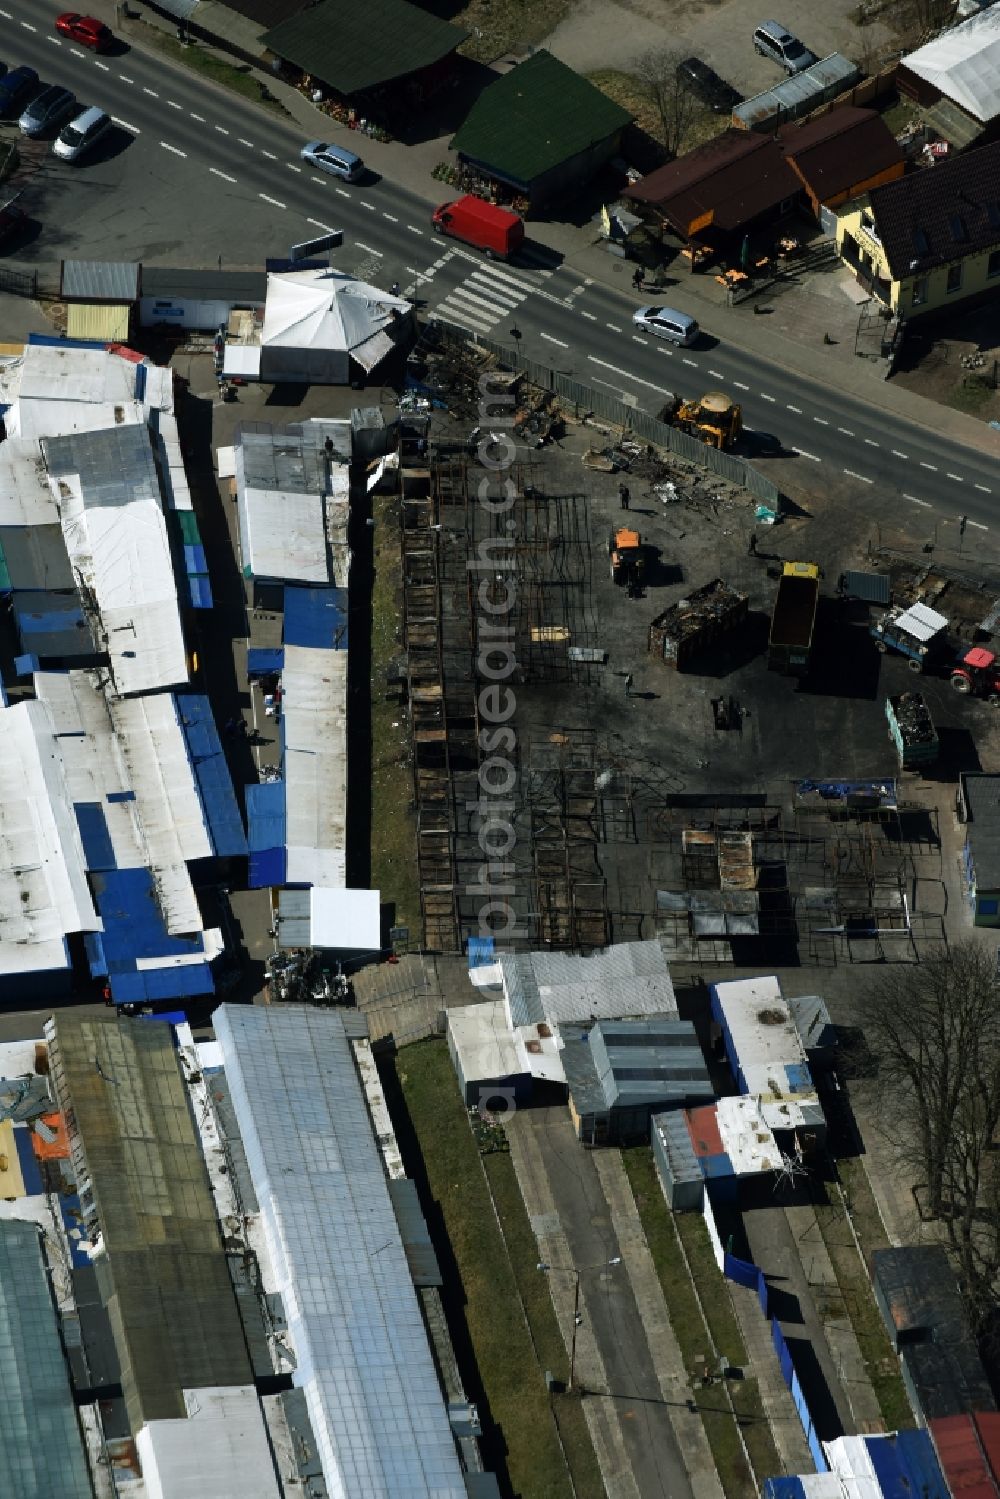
[[886, 0, 958, 50], [859, 942, 1000, 1324], [632, 48, 705, 159]]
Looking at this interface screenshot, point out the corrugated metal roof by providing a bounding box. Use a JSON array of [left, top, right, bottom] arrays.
[[283, 644, 347, 888], [65, 302, 131, 343], [734, 54, 861, 129], [500, 940, 676, 1028], [283, 584, 348, 651], [174, 693, 248, 858], [387, 1177, 442, 1286], [61, 259, 140, 303], [0, 1221, 93, 1499], [45, 1014, 252, 1431], [840, 570, 890, 605], [961, 773, 1000, 889], [213, 1004, 468, 1499], [930, 1414, 1000, 1499], [275, 885, 310, 945], [651, 1109, 702, 1185], [865, 1430, 949, 1499], [903, 7, 1000, 123]]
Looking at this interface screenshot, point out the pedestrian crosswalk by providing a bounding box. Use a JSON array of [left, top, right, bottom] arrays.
[[430, 253, 557, 335]]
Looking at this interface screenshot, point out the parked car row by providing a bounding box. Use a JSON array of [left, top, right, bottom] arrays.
[[678, 18, 819, 115], [0, 56, 112, 163]]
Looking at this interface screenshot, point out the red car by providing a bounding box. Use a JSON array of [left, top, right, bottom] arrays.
[[55, 13, 112, 51]]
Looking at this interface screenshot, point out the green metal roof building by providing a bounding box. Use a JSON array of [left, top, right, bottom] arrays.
[[45, 1015, 252, 1434], [0, 1221, 94, 1499], [450, 50, 633, 205], [261, 0, 468, 98]]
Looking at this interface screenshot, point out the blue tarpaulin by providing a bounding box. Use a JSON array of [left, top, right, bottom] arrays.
[[865, 1432, 948, 1499], [174, 694, 247, 858], [187, 574, 213, 609], [283, 585, 348, 650], [468, 936, 495, 968], [74, 803, 116, 872], [15, 592, 93, 658], [246, 780, 285, 889], [247, 647, 284, 677], [90, 867, 216, 1005]]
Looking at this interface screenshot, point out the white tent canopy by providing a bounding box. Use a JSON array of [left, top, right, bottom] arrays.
[[259, 269, 410, 384]]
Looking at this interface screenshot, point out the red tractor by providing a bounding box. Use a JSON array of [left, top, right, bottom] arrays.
[[950, 647, 1000, 703]]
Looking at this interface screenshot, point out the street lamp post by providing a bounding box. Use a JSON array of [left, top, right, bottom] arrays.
[[538, 1257, 622, 1393]]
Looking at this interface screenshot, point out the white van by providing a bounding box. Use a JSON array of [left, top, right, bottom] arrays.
[[753, 21, 817, 74], [632, 305, 700, 346], [53, 106, 112, 163]]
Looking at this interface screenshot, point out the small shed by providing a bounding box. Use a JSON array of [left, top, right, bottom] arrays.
[[651, 1109, 704, 1210], [872, 1245, 996, 1422], [140, 266, 266, 331], [451, 50, 632, 207], [958, 772, 1000, 925], [562, 1017, 713, 1145], [60, 259, 140, 343], [447, 999, 532, 1109], [734, 54, 863, 134]]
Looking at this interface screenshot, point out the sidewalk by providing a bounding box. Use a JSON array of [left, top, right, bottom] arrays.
[[104, 4, 1000, 457]]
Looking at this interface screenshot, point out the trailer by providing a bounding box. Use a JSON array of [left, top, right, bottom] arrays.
[[648, 578, 748, 670], [886, 692, 939, 770], [870, 601, 949, 672], [768, 562, 820, 676]]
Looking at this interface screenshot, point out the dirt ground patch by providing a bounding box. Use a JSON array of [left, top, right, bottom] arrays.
[[443, 0, 573, 62], [541, 0, 895, 91], [891, 301, 1000, 425]]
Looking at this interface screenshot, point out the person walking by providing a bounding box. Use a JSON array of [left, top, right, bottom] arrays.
[[748, 531, 758, 556], [632, 267, 643, 293], [619, 482, 630, 511], [624, 672, 634, 698]]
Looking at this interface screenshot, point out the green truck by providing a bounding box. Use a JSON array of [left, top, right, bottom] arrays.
[[886, 691, 939, 770]]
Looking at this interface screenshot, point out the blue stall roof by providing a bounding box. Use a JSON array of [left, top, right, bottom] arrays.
[[247, 779, 285, 851], [15, 591, 95, 659], [247, 646, 284, 677], [74, 802, 116, 872], [249, 845, 286, 890], [188, 574, 213, 609], [865, 1431, 948, 1499], [283, 584, 348, 650], [90, 867, 216, 1005], [174, 694, 247, 858]]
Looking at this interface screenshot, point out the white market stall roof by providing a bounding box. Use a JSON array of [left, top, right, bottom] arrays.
[[261, 268, 409, 372], [309, 886, 381, 949], [282, 644, 347, 888], [903, 7, 1000, 122]]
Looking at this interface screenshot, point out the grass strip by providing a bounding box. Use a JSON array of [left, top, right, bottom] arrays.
[[623, 1147, 783, 1495], [369, 489, 420, 935], [137, 27, 285, 111], [813, 1162, 912, 1431], [483, 1150, 605, 1499], [399, 1041, 578, 1499]]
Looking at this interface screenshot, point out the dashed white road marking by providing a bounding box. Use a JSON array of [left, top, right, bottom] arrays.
[[794, 449, 822, 462], [683, 358, 699, 367], [709, 370, 724, 380], [837, 426, 854, 436], [311, 175, 326, 184], [540, 332, 569, 347], [904, 494, 930, 507], [382, 212, 399, 223], [733, 381, 749, 390], [143, 87, 159, 98], [759, 392, 775, 402], [306, 218, 335, 232], [406, 224, 424, 235], [160, 142, 186, 157], [95, 60, 109, 71], [354, 241, 383, 256], [0, 10, 14, 19], [864, 438, 879, 447], [239, 137, 255, 147], [261, 149, 277, 159], [581, 310, 597, 321], [209, 167, 237, 182], [47, 35, 61, 44], [968, 519, 989, 531], [190, 112, 205, 122], [920, 461, 937, 471], [166, 98, 182, 108], [891, 450, 908, 459], [946, 472, 964, 482], [360, 201, 376, 211], [587, 356, 672, 395], [843, 469, 874, 484], [813, 416, 829, 426], [259, 193, 286, 209], [215, 125, 230, 135], [632, 335, 645, 344], [120, 74, 135, 84], [606, 323, 622, 332], [787, 404, 802, 413], [335, 188, 350, 197], [111, 116, 140, 134], [20, 18, 36, 29], [975, 484, 992, 494]]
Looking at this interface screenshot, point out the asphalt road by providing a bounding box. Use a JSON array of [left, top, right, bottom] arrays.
[[1, 5, 997, 526]]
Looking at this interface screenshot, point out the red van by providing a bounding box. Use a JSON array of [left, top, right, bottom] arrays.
[[431, 196, 525, 259]]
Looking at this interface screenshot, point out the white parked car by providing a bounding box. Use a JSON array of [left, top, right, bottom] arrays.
[[632, 305, 700, 346]]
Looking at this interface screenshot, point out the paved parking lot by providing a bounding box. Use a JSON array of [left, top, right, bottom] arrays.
[[543, 0, 896, 92]]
